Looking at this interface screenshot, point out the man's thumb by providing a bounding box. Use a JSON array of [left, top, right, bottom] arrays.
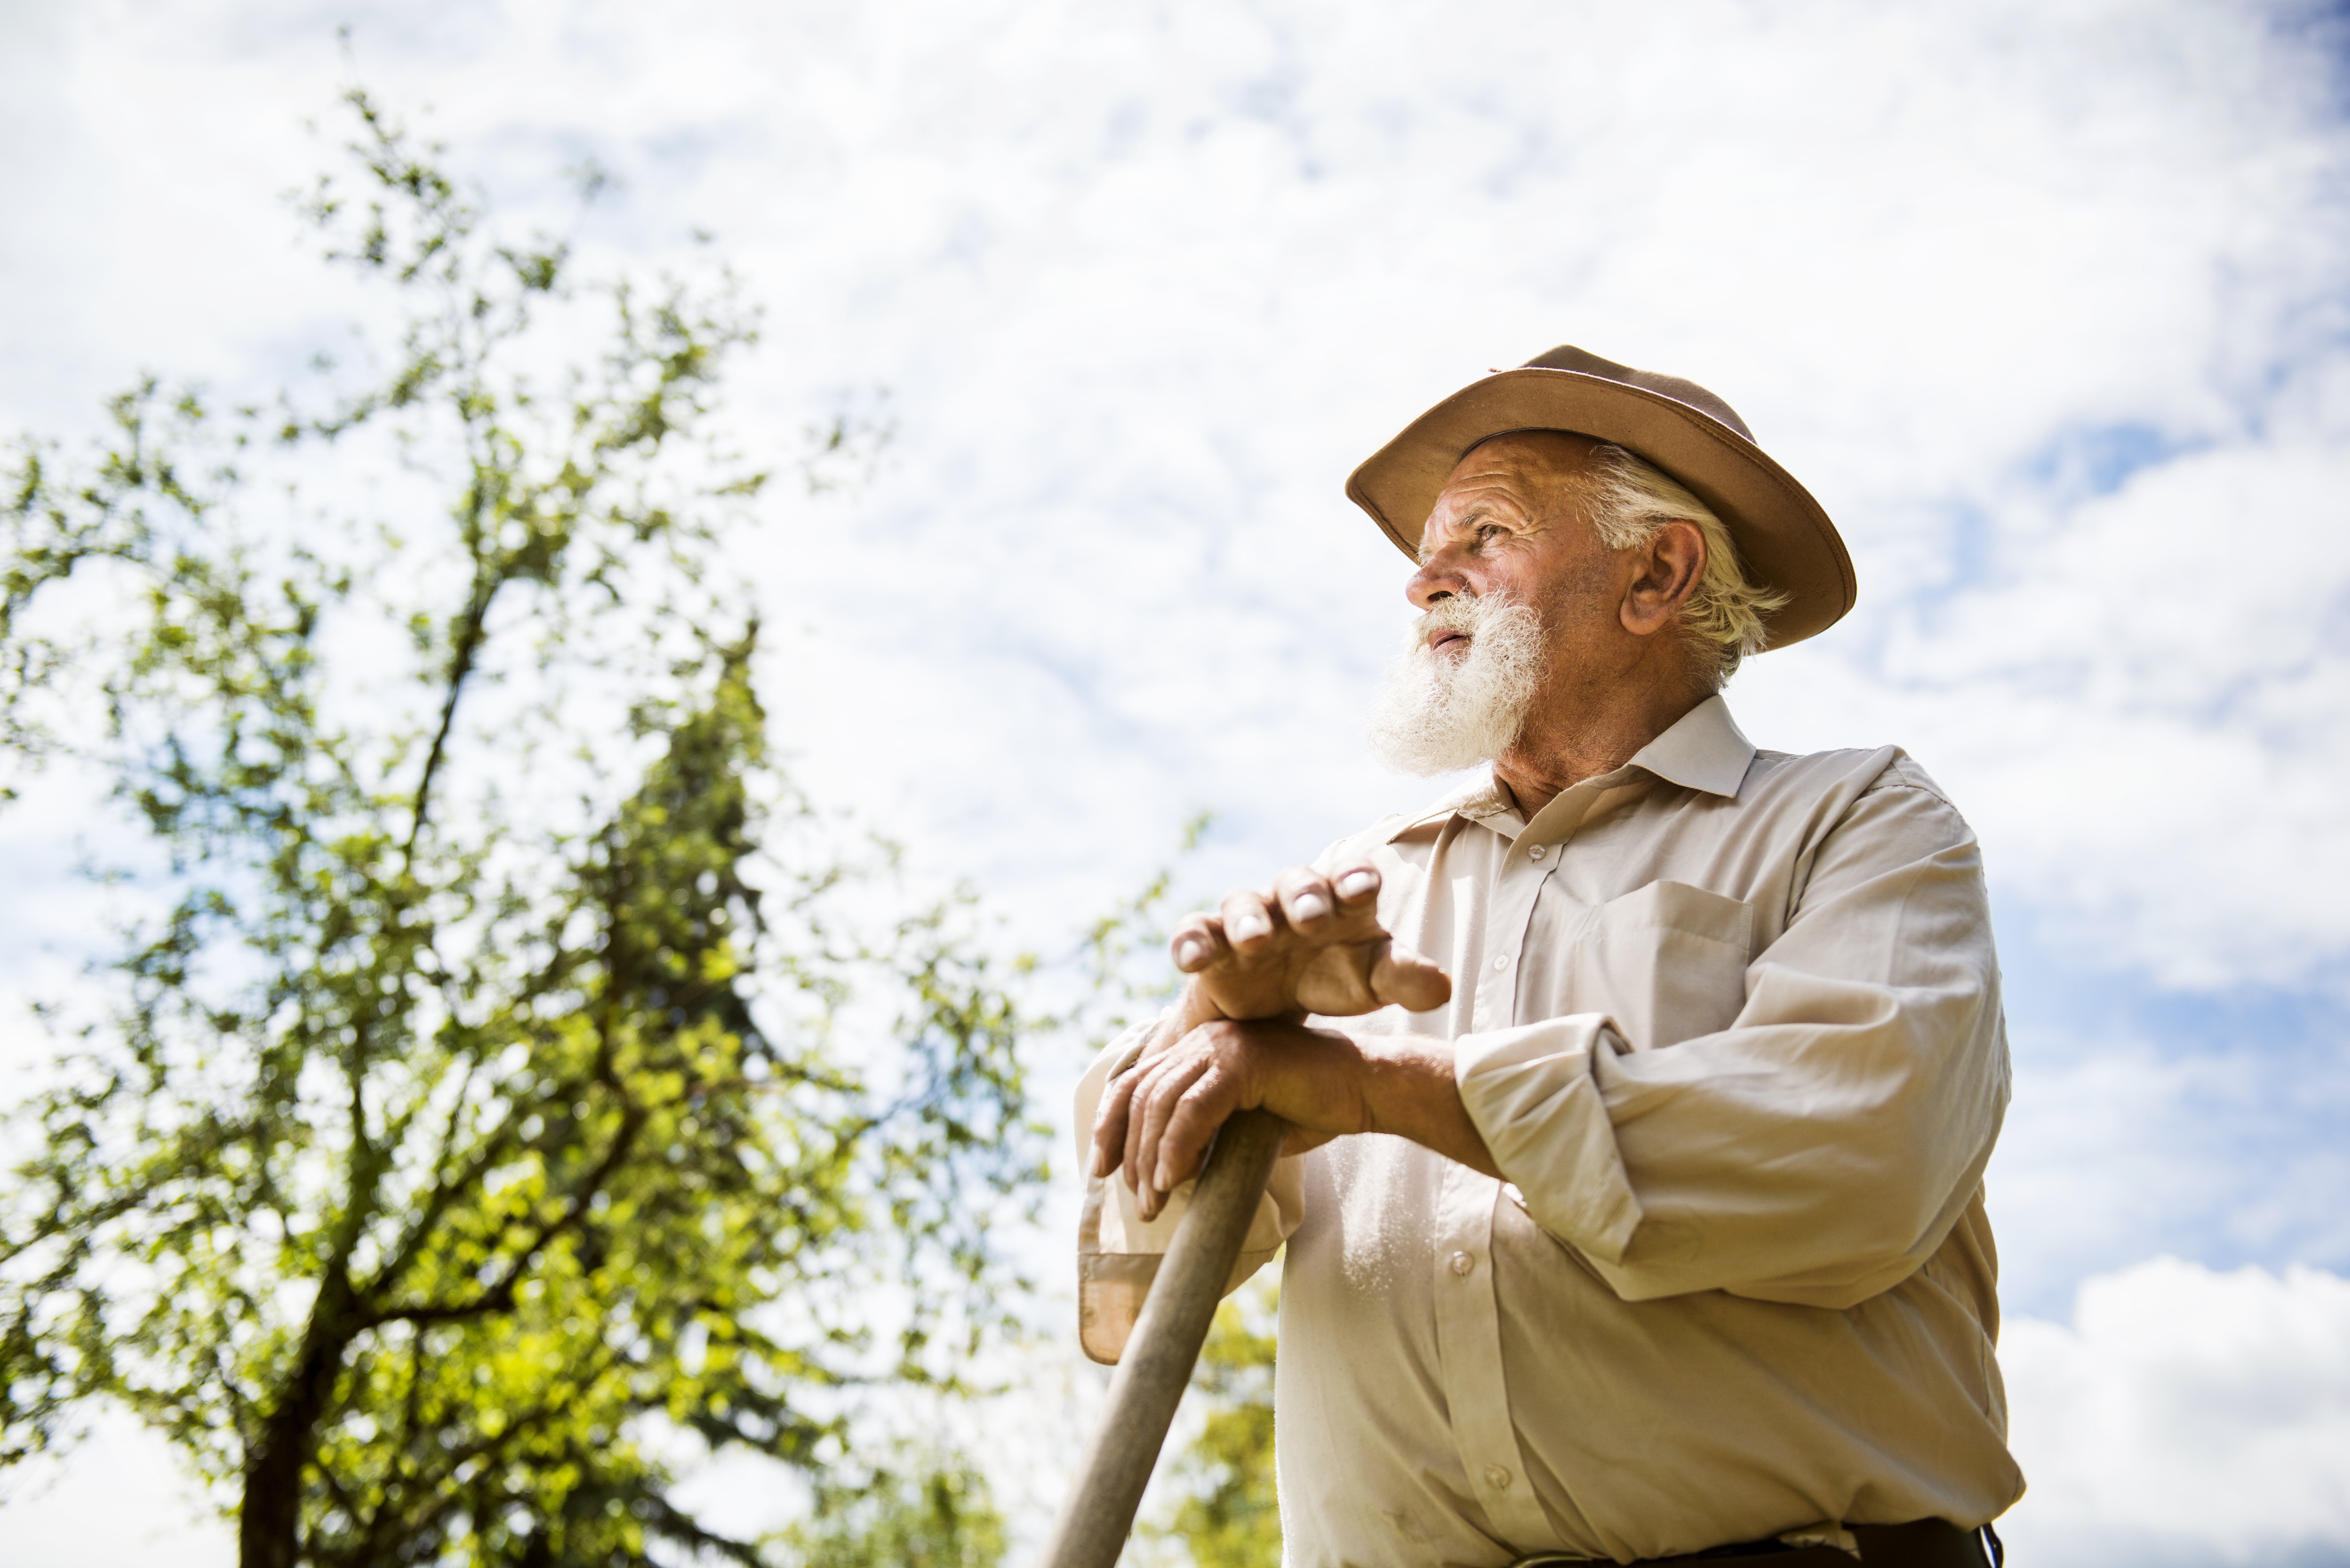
[[1370, 942, 1452, 1014]]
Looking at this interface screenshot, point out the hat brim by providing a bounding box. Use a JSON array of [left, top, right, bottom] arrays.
[[1344, 367, 1855, 649]]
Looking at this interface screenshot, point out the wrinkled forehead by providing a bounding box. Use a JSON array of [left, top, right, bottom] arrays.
[[1445, 429, 1605, 490], [1423, 431, 1606, 537]]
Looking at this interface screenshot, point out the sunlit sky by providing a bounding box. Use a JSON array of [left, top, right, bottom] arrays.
[[3, 3, 2348, 1564]]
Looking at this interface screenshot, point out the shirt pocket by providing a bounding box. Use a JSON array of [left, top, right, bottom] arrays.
[[1573, 879, 1755, 1052]]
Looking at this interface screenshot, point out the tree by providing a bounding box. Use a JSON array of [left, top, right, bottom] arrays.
[[780, 1445, 1006, 1568], [0, 89, 1043, 1568]]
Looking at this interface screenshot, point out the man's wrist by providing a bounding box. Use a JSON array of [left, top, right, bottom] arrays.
[[1344, 1030, 1500, 1179]]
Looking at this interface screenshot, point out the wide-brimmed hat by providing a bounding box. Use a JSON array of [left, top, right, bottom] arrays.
[[1344, 346, 1856, 649]]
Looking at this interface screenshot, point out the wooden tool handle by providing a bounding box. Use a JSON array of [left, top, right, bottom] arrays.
[[1039, 1107, 1287, 1568]]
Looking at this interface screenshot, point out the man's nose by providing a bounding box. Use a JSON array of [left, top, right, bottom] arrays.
[[1407, 554, 1465, 610]]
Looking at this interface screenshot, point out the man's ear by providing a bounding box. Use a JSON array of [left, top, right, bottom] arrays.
[[1620, 520, 1706, 637]]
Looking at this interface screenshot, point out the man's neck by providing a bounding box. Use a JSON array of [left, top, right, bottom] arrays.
[[1493, 681, 1712, 821]]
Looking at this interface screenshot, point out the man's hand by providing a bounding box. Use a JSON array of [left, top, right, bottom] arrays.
[[1091, 1017, 1496, 1219], [1084, 859, 1462, 1217], [1169, 860, 1451, 1024], [1096, 1018, 1359, 1218]]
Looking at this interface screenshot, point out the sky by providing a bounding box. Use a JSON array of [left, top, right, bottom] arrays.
[[2, 1, 2348, 1564]]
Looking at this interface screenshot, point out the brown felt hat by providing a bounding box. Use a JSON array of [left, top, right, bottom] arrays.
[[1345, 345, 1856, 649]]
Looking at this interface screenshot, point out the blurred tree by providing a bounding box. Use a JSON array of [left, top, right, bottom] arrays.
[[0, 89, 1042, 1568], [1078, 811, 1213, 1038], [780, 1446, 1006, 1568]]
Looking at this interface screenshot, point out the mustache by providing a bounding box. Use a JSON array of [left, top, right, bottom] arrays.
[[1404, 591, 1509, 648]]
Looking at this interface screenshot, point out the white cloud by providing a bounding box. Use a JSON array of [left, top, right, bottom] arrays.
[[5, 0, 2350, 1556], [1999, 1257, 2350, 1567], [7, 2, 2348, 991], [1738, 403, 2350, 990], [1990, 1026, 2350, 1316]]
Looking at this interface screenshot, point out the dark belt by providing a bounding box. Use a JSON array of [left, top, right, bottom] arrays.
[[1514, 1519, 2002, 1568]]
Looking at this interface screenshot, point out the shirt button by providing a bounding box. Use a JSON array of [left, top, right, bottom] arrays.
[[1484, 1464, 1513, 1490], [1492, 954, 1510, 971], [1449, 1250, 1475, 1276], [1528, 845, 1546, 860]]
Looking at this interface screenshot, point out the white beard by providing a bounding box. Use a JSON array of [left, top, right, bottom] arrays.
[[1366, 592, 1547, 775]]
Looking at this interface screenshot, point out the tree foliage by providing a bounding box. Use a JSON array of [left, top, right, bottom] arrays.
[[779, 1446, 1006, 1568], [0, 89, 1043, 1568]]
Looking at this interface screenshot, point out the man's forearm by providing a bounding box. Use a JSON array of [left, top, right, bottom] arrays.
[[1322, 1030, 1500, 1180], [1234, 1022, 1501, 1180]]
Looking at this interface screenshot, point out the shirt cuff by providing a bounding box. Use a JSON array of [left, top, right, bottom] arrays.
[[1454, 1014, 1644, 1265]]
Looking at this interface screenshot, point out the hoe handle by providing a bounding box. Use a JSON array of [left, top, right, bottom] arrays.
[[1039, 1108, 1287, 1568]]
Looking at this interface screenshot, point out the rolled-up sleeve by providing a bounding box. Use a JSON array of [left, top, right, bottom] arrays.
[[1071, 1019, 1306, 1364], [1455, 780, 2010, 1310]]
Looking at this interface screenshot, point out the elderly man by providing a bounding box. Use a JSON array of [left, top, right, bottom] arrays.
[[1077, 348, 2019, 1568]]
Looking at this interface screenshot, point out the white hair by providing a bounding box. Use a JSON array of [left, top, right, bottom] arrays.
[[1571, 443, 1789, 688], [1365, 591, 1546, 776]]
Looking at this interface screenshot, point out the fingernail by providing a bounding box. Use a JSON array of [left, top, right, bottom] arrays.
[[1154, 1162, 1171, 1192], [1233, 913, 1272, 941], [1338, 870, 1376, 897], [1175, 936, 1207, 969], [1292, 893, 1329, 922]]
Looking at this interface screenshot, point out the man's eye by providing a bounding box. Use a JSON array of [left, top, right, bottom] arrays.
[[1475, 523, 1506, 547]]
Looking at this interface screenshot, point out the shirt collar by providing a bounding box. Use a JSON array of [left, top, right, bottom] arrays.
[[1385, 769, 1517, 840], [1383, 695, 1755, 842], [1624, 693, 1755, 799]]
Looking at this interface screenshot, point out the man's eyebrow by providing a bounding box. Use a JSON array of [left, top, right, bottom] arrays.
[[1417, 504, 1498, 564]]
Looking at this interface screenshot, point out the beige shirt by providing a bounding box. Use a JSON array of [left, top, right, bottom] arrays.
[[1074, 696, 2022, 1566]]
